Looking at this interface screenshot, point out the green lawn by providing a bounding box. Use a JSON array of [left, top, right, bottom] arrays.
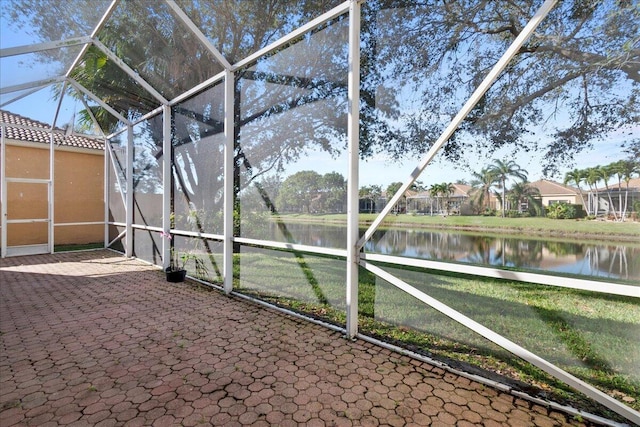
[[229, 249, 639, 420], [273, 213, 640, 241]]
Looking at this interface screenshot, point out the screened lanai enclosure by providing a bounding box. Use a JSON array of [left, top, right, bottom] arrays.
[[1, 0, 639, 423]]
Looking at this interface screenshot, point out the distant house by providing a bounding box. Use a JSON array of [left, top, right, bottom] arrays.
[[527, 179, 585, 207], [406, 183, 474, 215], [1, 110, 105, 256], [589, 177, 640, 219], [359, 189, 415, 214]]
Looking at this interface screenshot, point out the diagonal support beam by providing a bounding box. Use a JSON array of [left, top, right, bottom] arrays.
[[64, 1, 119, 80], [0, 86, 46, 108], [164, 0, 232, 70], [357, 0, 558, 250], [92, 38, 169, 105], [0, 77, 65, 95], [0, 36, 92, 58], [67, 78, 130, 125], [362, 261, 640, 425], [233, 1, 351, 71]]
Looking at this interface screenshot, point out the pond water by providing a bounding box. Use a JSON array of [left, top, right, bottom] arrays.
[[264, 222, 640, 282]]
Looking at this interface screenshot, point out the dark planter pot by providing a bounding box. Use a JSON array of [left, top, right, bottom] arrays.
[[165, 269, 187, 283]]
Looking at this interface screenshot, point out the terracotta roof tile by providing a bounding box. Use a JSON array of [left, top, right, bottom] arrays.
[[0, 110, 104, 151]]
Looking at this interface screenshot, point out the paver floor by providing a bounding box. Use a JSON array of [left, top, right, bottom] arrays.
[[0, 250, 604, 426]]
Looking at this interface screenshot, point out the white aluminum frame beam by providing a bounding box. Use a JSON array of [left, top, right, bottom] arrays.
[[76, 91, 107, 137], [0, 86, 45, 108], [48, 85, 69, 251], [104, 131, 109, 248], [108, 229, 126, 248], [64, 0, 120, 80], [67, 78, 130, 125], [0, 77, 65, 95], [106, 141, 128, 209], [170, 71, 226, 106], [125, 125, 134, 257], [223, 69, 234, 294], [346, 0, 361, 339], [50, 81, 67, 134], [92, 38, 169, 106], [164, 0, 232, 70], [0, 36, 92, 58], [233, 237, 346, 258], [358, 0, 558, 250], [162, 105, 172, 270], [1, 126, 6, 258], [233, 1, 351, 71], [362, 252, 640, 298]]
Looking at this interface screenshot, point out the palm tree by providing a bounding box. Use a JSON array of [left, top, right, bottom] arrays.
[[429, 183, 443, 214], [488, 159, 528, 217], [585, 167, 601, 216], [507, 182, 542, 216], [563, 168, 588, 215], [441, 182, 455, 215], [612, 161, 626, 220], [429, 182, 454, 215], [616, 160, 640, 221], [470, 167, 497, 214], [597, 165, 617, 221]]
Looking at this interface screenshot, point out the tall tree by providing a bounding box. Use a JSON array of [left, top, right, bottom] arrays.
[[359, 185, 382, 213], [563, 168, 588, 215], [429, 182, 454, 215], [488, 159, 528, 217], [358, 0, 639, 173], [276, 171, 322, 214], [470, 167, 497, 214], [507, 182, 542, 216], [615, 160, 640, 221], [585, 167, 601, 216], [386, 182, 403, 213], [597, 165, 618, 220], [319, 172, 347, 213]]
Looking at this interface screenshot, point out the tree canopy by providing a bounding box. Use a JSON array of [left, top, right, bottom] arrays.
[[276, 171, 346, 213], [3, 0, 638, 180]]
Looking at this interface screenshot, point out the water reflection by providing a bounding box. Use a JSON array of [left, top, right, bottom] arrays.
[[265, 222, 639, 281]]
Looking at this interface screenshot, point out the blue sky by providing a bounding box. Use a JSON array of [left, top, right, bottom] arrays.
[[286, 134, 628, 189]]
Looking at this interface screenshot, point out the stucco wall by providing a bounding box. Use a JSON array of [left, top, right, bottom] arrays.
[[1, 142, 104, 248]]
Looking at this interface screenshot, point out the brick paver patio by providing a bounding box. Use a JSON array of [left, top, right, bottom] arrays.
[[1, 250, 606, 426]]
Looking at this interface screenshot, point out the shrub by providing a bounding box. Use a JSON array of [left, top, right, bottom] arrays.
[[546, 202, 577, 219]]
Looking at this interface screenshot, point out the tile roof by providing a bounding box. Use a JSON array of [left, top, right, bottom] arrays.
[[600, 177, 640, 192], [0, 110, 104, 151], [407, 184, 473, 199], [529, 179, 582, 195]]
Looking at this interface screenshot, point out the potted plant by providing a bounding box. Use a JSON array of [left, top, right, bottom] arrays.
[[161, 231, 187, 282], [166, 249, 188, 282], [161, 224, 210, 282]]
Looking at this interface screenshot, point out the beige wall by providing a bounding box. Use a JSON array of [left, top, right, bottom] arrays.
[[54, 149, 104, 223], [540, 194, 580, 207], [5, 144, 50, 179], [1, 141, 104, 248]]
